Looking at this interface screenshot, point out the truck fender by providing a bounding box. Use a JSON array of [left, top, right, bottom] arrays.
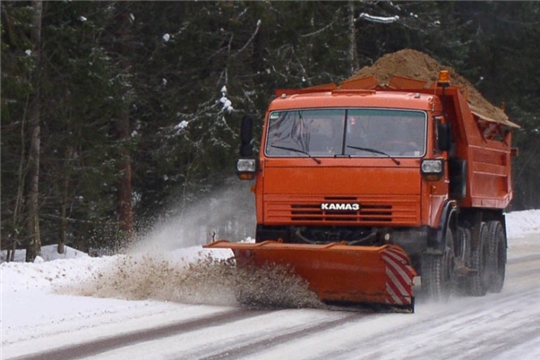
[[427, 200, 457, 254]]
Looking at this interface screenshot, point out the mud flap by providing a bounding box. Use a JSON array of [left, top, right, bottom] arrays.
[[204, 240, 416, 311]]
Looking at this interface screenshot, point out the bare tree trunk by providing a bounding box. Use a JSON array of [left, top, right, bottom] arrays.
[[25, 1, 43, 262], [347, 0, 359, 76], [58, 145, 73, 254], [10, 95, 31, 262]]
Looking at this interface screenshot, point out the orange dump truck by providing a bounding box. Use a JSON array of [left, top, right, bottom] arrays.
[[205, 71, 519, 312]]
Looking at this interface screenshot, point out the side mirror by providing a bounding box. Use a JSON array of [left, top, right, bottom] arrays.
[[239, 115, 254, 156], [437, 121, 452, 152]]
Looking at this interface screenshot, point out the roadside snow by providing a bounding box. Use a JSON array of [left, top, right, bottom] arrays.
[[506, 209, 540, 238]]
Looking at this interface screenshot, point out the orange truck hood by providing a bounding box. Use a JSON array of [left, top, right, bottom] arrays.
[[258, 159, 422, 226]]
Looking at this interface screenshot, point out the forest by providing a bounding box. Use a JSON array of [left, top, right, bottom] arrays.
[[1, 1, 539, 261]]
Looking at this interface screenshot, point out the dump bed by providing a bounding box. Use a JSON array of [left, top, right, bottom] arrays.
[[434, 85, 516, 209]]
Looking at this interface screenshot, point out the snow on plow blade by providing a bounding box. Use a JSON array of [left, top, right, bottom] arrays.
[[204, 240, 416, 311]]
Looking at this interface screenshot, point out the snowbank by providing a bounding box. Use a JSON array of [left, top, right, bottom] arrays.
[[505, 209, 540, 239]]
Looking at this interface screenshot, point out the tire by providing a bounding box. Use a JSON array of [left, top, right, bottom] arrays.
[[467, 222, 490, 296], [455, 227, 471, 295], [422, 229, 455, 302], [487, 221, 506, 293]]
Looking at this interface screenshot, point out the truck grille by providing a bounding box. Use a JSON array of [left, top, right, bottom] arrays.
[[292, 203, 392, 222], [265, 196, 419, 225]]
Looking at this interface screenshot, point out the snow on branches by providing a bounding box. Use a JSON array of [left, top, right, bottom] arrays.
[[219, 85, 233, 113], [358, 13, 400, 24]]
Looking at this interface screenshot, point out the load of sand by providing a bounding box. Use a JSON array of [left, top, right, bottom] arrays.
[[348, 49, 518, 127]]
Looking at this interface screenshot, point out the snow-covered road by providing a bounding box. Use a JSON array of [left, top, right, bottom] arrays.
[[2, 211, 539, 359]]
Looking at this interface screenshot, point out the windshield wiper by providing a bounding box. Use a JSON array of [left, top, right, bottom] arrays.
[[347, 145, 401, 165], [270, 145, 321, 164]]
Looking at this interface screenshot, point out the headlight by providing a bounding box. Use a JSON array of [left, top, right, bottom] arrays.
[[421, 159, 444, 181], [236, 159, 257, 180], [421, 159, 443, 173], [237, 159, 257, 172]]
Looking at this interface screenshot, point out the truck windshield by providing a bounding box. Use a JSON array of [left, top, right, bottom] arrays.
[[265, 108, 426, 158]]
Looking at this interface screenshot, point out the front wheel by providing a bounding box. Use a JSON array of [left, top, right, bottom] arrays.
[[422, 229, 455, 302]]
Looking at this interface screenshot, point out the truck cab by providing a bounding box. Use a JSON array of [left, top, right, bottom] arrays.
[[243, 89, 451, 260]]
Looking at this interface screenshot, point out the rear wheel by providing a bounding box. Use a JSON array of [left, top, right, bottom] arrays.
[[422, 229, 455, 302], [467, 222, 490, 296], [454, 227, 472, 294], [487, 221, 506, 293]]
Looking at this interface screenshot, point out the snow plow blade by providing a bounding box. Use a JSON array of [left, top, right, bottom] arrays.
[[204, 240, 416, 311]]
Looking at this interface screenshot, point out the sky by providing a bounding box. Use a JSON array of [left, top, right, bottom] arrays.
[[1, 209, 539, 359]]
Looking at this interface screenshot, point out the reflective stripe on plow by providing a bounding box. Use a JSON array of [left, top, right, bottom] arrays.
[[386, 268, 408, 305], [382, 247, 414, 305]]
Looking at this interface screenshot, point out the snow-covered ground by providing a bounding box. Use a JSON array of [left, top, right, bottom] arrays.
[[1, 210, 539, 359]]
